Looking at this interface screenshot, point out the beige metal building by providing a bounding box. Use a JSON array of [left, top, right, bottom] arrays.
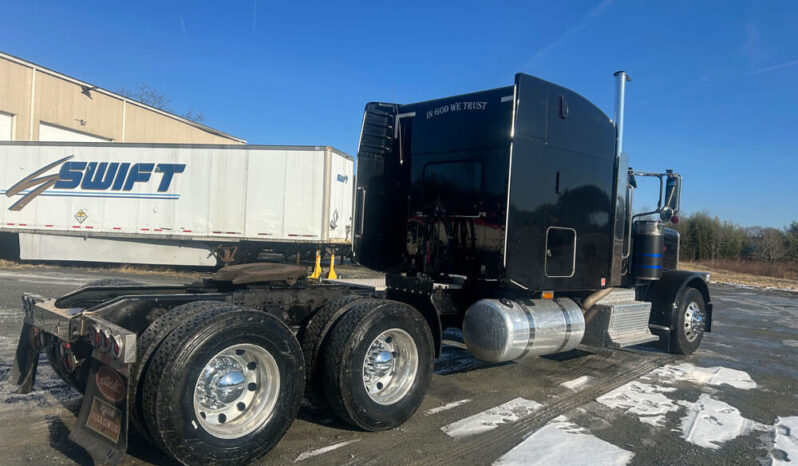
[[0, 52, 245, 144]]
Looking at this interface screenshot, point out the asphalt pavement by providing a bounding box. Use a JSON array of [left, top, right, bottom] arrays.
[[0, 265, 796, 465]]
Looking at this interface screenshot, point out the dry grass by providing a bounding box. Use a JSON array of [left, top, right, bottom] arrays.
[[681, 261, 798, 291]]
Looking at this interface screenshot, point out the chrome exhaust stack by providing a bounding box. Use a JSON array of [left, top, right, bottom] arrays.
[[613, 71, 631, 159]]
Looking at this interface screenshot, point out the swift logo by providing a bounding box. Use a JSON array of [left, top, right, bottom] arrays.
[[3, 155, 186, 211]]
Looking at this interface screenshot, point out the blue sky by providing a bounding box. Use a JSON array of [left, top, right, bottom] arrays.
[[2, 0, 796, 228]]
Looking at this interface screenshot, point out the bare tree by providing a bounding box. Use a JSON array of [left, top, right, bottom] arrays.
[[117, 84, 173, 111], [117, 84, 206, 124], [754, 227, 787, 274], [182, 107, 205, 124]]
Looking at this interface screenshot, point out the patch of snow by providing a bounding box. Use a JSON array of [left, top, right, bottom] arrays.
[[293, 440, 360, 462], [646, 362, 757, 390], [596, 381, 679, 427], [772, 416, 798, 465], [677, 394, 762, 449], [561, 375, 591, 391], [425, 398, 471, 415], [442, 397, 542, 438], [493, 416, 634, 466]]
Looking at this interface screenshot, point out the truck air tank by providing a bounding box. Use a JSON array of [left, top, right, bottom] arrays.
[[462, 298, 585, 363], [633, 220, 665, 280]]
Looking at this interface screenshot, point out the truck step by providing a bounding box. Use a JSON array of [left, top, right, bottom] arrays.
[[582, 292, 660, 349]]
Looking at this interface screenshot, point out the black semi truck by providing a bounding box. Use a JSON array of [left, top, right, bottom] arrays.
[[10, 72, 711, 465]]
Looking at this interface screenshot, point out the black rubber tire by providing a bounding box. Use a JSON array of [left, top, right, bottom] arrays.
[[670, 287, 705, 355], [299, 295, 367, 409], [321, 300, 434, 431], [128, 300, 229, 443], [44, 337, 91, 393], [140, 306, 304, 465]]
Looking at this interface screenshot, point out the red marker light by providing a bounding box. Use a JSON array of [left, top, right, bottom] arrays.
[[671, 215, 680, 224]]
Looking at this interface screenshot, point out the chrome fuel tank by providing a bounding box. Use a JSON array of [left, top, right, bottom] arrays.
[[462, 298, 585, 362]]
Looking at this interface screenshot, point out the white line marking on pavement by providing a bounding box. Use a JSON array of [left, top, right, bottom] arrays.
[[294, 439, 360, 462], [441, 398, 542, 438], [678, 394, 763, 449], [560, 375, 591, 391], [493, 416, 634, 466], [425, 398, 472, 415]]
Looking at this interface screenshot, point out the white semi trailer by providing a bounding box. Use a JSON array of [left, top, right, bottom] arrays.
[[0, 142, 354, 266]]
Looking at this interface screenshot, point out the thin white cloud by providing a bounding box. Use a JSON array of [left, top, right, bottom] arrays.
[[748, 59, 798, 76], [179, 14, 189, 44], [741, 22, 762, 66], [636, 58, 798, 106], [251, 1, 258, 36], [526, 0, 616, 66]]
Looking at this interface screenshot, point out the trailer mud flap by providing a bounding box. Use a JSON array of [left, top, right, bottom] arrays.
[[70, 359, 130, 465], [10, 322, 42, 394]]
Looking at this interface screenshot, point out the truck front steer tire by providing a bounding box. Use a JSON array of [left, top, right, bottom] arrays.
[[321, 300, 434, 431], [670, 287, 706, 355], [141, 306, 304, 465]]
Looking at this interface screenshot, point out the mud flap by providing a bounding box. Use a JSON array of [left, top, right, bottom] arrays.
[[10, 322, 42, 394], [70, 359, 130, 465]]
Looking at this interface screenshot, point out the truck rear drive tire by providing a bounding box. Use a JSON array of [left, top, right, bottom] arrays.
[[321, 300, 434, 431], [670, 287, 706, 355], [299, 295, 368, 409], [45, 279, 143, 394], [129, 300, 229, 443], [141, 306, 304, 464]]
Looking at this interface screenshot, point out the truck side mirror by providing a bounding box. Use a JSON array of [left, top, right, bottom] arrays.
[[662, 171, 681, 221]]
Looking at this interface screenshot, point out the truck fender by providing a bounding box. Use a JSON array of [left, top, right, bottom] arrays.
[[644, 270, 713, 333]]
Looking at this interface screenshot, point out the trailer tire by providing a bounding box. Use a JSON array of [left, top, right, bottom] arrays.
[[299, 295, 367, 409], [141, 306, 304, 465], [129, 300, 228, 442], [321, 300, 434, 431], [670, 287, 705, 355]]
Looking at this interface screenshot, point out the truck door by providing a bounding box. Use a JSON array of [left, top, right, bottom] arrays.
[[353, 102, 407, 271]]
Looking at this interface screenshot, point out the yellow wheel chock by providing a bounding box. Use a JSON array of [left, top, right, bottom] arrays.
[[327, 254, 338, 280], [309, 250, 323, 280]]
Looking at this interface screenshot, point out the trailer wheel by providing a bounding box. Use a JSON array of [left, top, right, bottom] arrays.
[[128, 300, 229, 442], [670, 287, 705, 355], [299, 295, 367, 408], [321, 300, 434, 431], [141, 306, 304, 464]]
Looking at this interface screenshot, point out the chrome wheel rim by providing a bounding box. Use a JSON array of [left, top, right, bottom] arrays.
[[193, 343, 280, 439], [362, 328, 418, 406], [684, 302, 704, 342]]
